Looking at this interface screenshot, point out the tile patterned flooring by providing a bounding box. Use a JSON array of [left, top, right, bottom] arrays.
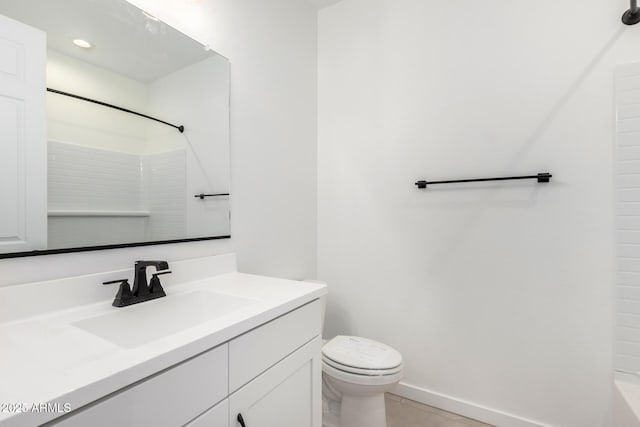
[[386, 394, 494, 427]]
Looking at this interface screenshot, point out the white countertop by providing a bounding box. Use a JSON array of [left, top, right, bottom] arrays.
[[0, 255, 327, 427]]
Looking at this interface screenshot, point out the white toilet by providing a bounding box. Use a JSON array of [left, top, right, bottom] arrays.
[[321, 335, 403, 427], [304, 282, 404, 427]]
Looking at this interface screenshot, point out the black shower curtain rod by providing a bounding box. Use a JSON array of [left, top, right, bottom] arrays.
[[623, 0, 640, 25], [47, 88, 185, 133]]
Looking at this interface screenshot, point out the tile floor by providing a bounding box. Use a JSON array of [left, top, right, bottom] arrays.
[[386, 394, 493, 427]]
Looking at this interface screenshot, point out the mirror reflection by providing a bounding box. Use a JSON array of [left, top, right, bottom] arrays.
[[0, 0, 231, 255]]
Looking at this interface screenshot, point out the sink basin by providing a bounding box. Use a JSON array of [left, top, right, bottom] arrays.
[[73, 290, 257, 348]]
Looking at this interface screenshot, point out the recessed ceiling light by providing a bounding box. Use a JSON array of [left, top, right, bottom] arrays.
[[73, 39, 92, 49]]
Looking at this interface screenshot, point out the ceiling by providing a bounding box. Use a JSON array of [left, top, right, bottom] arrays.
[[0, 0, 216, 83]]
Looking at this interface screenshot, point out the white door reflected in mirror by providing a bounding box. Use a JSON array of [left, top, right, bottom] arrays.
[[0, 14, 47, 253]]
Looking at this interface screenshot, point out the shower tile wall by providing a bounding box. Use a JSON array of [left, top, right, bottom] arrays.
[[47, 141, 186, 248], [143, 149, 187, 241], [615, 62, 640, 374], [48, 141, 146, 248], [48, 141, 143, 212]]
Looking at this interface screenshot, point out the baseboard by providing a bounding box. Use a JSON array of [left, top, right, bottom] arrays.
[[393, 382, 552, 427]]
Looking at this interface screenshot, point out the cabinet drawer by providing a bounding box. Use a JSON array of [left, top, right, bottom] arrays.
[[229, 300, 321, 391], [185, 399, 228, 427], [51, 344, 228, 427]]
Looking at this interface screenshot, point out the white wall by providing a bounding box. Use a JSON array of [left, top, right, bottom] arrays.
[[0, 0, 317, 285], [318, 1, 640, 426], [147, 56, 231, 238], [47, 50, 150, 155]]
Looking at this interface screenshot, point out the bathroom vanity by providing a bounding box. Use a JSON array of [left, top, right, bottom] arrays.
[[0, 254, 326, 427]]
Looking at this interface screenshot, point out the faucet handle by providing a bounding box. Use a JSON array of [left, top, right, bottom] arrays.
[[102, 279, 134, 308], [151, 270, 172, 280], [103, 279, 130, 286], [149, 270, 172, 295]]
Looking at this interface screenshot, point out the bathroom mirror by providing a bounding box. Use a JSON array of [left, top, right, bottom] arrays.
[[0, 0, 230, 258]]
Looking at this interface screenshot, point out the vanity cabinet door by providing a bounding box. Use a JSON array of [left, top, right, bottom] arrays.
[[0, 14, 47, 253], [229, 337, 322, 427]]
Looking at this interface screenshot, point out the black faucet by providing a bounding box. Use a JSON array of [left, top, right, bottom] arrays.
[[102, 260, 172, 307]]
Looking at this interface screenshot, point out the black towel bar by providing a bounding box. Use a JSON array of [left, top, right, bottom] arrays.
[[194, 193, 230, 200], [415, 172, 552, 189]]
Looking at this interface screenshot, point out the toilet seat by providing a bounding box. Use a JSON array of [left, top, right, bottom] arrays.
[[322, 355, 403, 376], [321, 335, 403, 384], [322, 336, 403, 369], [322, 359, 404, 386]]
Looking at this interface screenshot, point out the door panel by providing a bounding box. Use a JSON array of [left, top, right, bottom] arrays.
[[229, 337, 322, 427], [0, 13, 47, 253]]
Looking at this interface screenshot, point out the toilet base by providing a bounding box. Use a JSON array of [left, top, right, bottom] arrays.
[[322, 414, 340, 427], [322, 380, 389, 427], [322, 375, 341, 427], [340, 393, 387, 427]]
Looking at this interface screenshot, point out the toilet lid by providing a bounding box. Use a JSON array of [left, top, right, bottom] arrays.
[[322, 336, 403, 371], [322, 355, 403, 376]]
